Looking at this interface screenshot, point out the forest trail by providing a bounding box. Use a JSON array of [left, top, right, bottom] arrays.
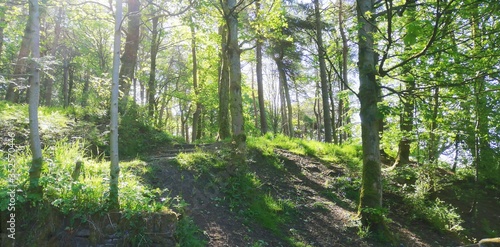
[[142, 146, 463, 247]]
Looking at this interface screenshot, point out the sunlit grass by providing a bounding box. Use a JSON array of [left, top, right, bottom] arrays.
[[248, 134, 363, 175], [0, 139, 170, 215]]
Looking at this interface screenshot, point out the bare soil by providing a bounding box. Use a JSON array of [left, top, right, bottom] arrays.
[[144, 145, 477, 247]]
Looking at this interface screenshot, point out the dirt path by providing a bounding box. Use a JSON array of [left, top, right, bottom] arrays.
[[146, 145, 289, 246], [144, 146, 463, 247]]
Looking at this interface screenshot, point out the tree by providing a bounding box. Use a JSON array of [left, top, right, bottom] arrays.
[[254, 0, 268, 135], [27, 0, 43, 197], [393, 0, 416, 167], [190, 13, 202, 142], [223, 0, 246, 172], [5, 3, 35, 103], [109, 0, 122, 210], [148, 16, 159, 117], [218, 23, 231, 140], [314, 0, 332, 142], [356, 0, 389, 238], [119, 0, 140, 106]]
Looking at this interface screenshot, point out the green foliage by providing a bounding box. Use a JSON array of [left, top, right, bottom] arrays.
[[387, 164, 464, 234], [175, 216, 207, 247], [0, 101, 73, 147], [172, 195, 207, 247], [248, 134, 363, 175], [248, 194, 295, 233], [0, 140, 171, 218], [326, 176, 361, 202], [119, 103, 178, 157], [175, 151, 225, 174]]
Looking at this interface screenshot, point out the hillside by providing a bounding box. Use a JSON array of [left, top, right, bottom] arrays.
[[1, 103, 499, 246]]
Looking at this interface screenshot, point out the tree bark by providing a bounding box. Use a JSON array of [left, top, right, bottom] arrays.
[[393, 0, 416, 167], [81, 72, 90, 107], [62, 60, 69, 107], [338, 0, 349, 144], [43, 7, 63, 106], [0, 12, 4, 59], [148, 16, 159, 117], [6, 8, 34, 103], [218, 24, 231, 140], [251, 67, 259, 129], [224, 0, 246, 173], [68, 65, 75, 105], [191, 15, 202, 142], [357, 0, 390, 238], [119, 0, 140, 103], [428, 87, 439, 163], [314, 0, 332, 142], [109, 0, 122, 210], [275, 55, 293, 137], [255, 0, 268, 135], [28, 0, 43, 197]]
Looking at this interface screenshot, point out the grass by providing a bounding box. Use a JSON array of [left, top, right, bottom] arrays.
[[173, 149, 297, 235], [0, 139, 175, 245], [248, 134, 363, 176]]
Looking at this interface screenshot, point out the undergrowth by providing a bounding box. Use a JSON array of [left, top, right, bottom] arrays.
[[248, 133, 363, 176], [0, 140, 173, 245], [386, 164, 464, 234]]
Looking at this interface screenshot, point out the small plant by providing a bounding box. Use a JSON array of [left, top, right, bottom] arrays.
[[251, 240, 269, 247], [175, 216, 206, 247], [357, 225, 371, 239]]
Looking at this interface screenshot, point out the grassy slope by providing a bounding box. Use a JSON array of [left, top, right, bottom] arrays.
[[0, 101, 192, 246], [1, 101, 498, 246]]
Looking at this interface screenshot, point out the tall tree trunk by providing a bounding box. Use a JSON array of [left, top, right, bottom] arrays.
[[276, 55, 293, 137], [428, 87, 439, 163], [81, 72, 90, 107], [338, 0, 349, 144], [0, 12, 4, 59], [191, 15, 202, 142], [43, 7, 63, 106], [6, 9, 34, 103], [314, 0, 332, 142], [218, 24, 231, 139], [68, 65, 75, 105], [314, 80, 321, 141], [119, 0, 140, 104], [251, 68, 259, 129], [148, 16, 159, 117], [62, 60, 69, 107], [255, 0, 268, 135], [327, 76, 337, 144], [28, 0, 43, 197], [224, 0, 246, 173], [357, 0, 390, 238], [295, 84, 301, 138], [279, 71, 287, 134], [180, 103, 185, 140], [109, 0, 122, 210], [393, 0, 416, 167]]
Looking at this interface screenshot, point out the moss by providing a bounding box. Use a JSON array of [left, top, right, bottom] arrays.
[[28, 157, 44, 198]]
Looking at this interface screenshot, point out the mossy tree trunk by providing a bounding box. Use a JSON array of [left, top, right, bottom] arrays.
[[218, 24, 231, 140], [223, 0, 246, 173], [356, 0, 391, 240]]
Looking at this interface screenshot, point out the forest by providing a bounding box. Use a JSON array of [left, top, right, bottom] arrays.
[[0, 0, 499, 246]]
